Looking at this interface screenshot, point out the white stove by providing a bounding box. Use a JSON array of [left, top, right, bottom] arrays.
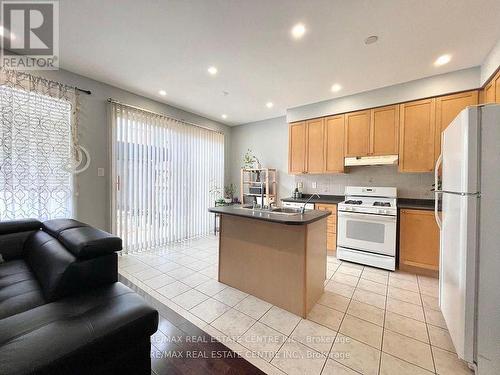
[[337, 186, 398, 271]]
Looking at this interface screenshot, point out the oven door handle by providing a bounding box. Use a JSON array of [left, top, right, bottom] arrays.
[[338, 211, 396, 222]]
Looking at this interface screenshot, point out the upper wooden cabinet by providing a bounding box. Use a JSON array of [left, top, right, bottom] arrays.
[[324, 115, 345, 173], [481, 69, 500, 104], [288, 121, 306, 174], [435, 90, 478, 160], [399, 98, 436, 173], [370, 105, 399, 156], [305, 118, 325, 174], [344, 110, 370, 157]]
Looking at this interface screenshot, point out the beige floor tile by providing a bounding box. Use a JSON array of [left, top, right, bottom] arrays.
[[380, 352, 434, 375], [361, 271, 389, 285], [386, 298, 425, 322], [133, 267, 163, 281], [340, 314, 383, 349], [190, 298, 231, 323], [157, 280, 191, 299], [325, 281, 355, 298], [271, 340, 327, 375], [166, 265, 195, 280], [363, 266, 390, 277], [211, 309, 256, 339], [171, 288, 209, 310], [418, 275, 439, 287], [388, 286, 422, 305], [123, 262, 150, 274], [419, 284, 439, 298], [390, 271, 417, 282], [330, 334, 381, 375], [341, 262, 364, 270], [321, 359, 360, 375], [357, 278, 387, 296], [291, 319, 337, 354], [213, 286, 248, 306], [425, 308, 448, 329], [332, 272, 360, 287], [385, 311, 429, 343], [347, 300, 385, 326], [195, 279, 228, 296], [142, 273, 176, 289], [428, 325, 455, 353], [389, 277, 419, 293], [234, 295, 272, 320], [432, 346, 473, 375], [317, 291, 351, 313], [337, 264, 363, 277], [382, 330, 434, 372], [307, 303, 345, 331], [421, 294, 440, 311], [352, 288, 386, 309], [260, 306, 302, 336], [154, 261, 181, 273], [237, 321, 286, 362], [179, 272, 211, 287]]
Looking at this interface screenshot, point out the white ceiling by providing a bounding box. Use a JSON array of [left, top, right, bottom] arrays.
[[60, 0, 500, 125]]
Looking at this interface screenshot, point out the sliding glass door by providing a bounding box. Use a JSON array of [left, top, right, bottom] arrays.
[[110, 102, 224, 253]]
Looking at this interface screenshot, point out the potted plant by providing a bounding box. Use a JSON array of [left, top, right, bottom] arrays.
[[224, 183, 236, 203], [242, 149, 261, 170], [209, 184, 225, 205]]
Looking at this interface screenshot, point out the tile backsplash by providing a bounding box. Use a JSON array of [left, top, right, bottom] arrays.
[[294, 165, 435, 199]]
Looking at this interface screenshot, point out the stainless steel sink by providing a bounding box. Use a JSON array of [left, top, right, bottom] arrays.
[[237, 205, 302, 216]]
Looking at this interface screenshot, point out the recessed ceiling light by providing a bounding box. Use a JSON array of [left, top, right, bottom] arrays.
[[221, 114, 227, 119], [266, 102, 274, 108], [331, 84, 342, 93], [291, 23, 306, 39], [208, 66, 218, 75], [158, 89, 167, 96], [364, 35, 378, 45], [434, 54, 451, 66]]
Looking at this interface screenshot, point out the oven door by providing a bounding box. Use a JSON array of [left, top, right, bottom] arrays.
[[337, 211, 396, 256]]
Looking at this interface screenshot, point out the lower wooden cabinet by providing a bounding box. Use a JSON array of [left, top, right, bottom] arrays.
[[315, 203, 337, 253], [399, 209, 440, 275]]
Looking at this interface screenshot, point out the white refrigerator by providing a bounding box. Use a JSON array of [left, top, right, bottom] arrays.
[[434, 104, 500, 375]]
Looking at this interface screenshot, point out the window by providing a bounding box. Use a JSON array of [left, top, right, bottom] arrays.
[[110, 102, 224, 252], [0, 85, 74, 220]]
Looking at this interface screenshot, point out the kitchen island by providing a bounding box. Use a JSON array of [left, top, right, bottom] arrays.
[[208, 205, 330, 318]]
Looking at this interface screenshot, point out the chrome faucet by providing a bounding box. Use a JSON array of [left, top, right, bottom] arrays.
[[300, 193, 320, 214]]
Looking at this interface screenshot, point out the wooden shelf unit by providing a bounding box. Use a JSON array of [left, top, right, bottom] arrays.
[[240, 168, 277, 205]]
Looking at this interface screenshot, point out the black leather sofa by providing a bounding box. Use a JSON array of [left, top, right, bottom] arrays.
[[0, 219, 158, 375]]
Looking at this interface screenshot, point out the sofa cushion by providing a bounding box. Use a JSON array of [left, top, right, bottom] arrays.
[[0, 282, 158, 375], [0, 260, 45, 319], [41, 219, 88, 238], [24, 231, 77, 301], [59, 226, 122, 259]]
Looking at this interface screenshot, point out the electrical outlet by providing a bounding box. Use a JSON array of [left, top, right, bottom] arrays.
[[297, 182, 303, 189], [311, 181, 317, 189], [97, 168, 105, 177]]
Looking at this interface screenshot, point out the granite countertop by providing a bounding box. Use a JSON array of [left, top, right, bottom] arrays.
[[281, 195, 437, 211], [281, 194, 345, 204], [209, 205, 331, 225]]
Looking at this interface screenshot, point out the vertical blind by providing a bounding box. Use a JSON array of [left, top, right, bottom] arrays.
[[110, 102, 224, 253], [0, 85, 74, 220]]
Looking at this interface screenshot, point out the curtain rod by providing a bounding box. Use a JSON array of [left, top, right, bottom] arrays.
[[107, 98, 224, 134], [76, 87, 91, 95]]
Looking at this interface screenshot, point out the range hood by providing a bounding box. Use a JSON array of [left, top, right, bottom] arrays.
[[344, 155, 398, 167]]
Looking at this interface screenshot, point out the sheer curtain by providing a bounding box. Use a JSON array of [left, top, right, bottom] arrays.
[[110, 102, 224, 253], [0, 69, 78, 221]]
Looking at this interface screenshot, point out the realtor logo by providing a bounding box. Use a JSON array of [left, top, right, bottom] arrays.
[[1, 0, 59, 70]]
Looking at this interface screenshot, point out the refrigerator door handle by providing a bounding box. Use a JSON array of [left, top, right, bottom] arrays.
[[434, 153, 443, 230]]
